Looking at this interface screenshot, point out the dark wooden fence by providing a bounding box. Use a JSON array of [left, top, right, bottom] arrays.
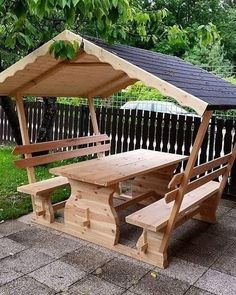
[[1, 101, 236, 197]]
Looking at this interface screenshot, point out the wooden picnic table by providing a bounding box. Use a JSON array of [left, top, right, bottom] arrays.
[[49, 149, 187, 246]]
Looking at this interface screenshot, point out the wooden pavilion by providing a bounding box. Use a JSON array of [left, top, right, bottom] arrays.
[[0, 30, 236, 268]]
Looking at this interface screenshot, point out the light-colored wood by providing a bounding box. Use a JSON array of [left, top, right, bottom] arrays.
[[100, 78, 137, 98], [159, 111, 213, 255], [50, 149, 187, 186], [10, 51, 86, 96], [15, 143, 111, 168], [0, 30, 209, 115], [15, 94, 36, 184], [190, 153, 231, 178], [132, 165, 177, 200], [114, 191, 155, 211], [13, 134, 109, 155], [17, 176, 69, 195], [126, 180, 220, 232], [168, 172, 184, 189], [87, 73, 127, 98], [88, 97, 100, 135], [64, 179, 119, 245], [187, 166, 227, 193]]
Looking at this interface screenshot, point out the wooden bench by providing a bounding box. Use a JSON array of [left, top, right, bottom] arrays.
[[13, 134, 110, 223], [126, 151, 236, 268]]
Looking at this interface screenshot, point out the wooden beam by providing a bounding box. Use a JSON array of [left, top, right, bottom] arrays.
[[88, 97, 100, 135], [114, 191, 155, 211], [66, 62, 110, 67], [11, 52, 87, 96], [160, 111, 213, 253], [87, 73, 127, 98], [100, 78, 137, 98], [15, 94, 36, 183]]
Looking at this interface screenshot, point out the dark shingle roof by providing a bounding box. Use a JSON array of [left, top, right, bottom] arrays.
[[87, 37, 236, 110]]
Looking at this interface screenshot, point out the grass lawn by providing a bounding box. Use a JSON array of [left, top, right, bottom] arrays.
[[0, 146, 71, 221]]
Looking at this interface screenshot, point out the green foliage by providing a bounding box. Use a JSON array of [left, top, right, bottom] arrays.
[[0, 146, 71, 221], [49, 40, 80, 60], [184, 41, 233, 77], [123, 82, 165, 101]]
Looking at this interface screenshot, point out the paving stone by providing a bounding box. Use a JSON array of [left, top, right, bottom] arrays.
[[172, 220, 210, 242], [29, 260, 86, 292], [0, 275, 55, 295], [168, 238, 187, 256], [0, 220, 29, 237], [122, 292, 138, 295], [156, 257, 207, 285], [190, 232, 232, 252], [0, 264, 23, 286], [60, 244, 114, 273], [207, 215, 236, 239], [175, 233, 232, 267], [2, 248, 54, 274], [9, 227, 83, 258], [220, 199, 236, 209], [226, 208, 236, 218], [66, 275, 125, 295], [185, 286, 215, 295], [130, 272, 189, 295], [93, 255, 153, 289], [211, 241, 236, 276], [216, 205, 232, 218], [195, 269, 236, 295], [119, 222, 142, 242], [0, 237, 26, 260], [8, 227, 55, 247]]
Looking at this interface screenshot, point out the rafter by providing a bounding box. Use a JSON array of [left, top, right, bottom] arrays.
[[10, 52, 87, 96], [87, 73, 128, 98]]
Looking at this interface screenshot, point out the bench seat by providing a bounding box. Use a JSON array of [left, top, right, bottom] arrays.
[[17, 176, 69, 195], [126, 180, 220, 232]]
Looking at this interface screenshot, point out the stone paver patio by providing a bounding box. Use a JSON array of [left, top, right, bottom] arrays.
[[0, 199, 235, 295]]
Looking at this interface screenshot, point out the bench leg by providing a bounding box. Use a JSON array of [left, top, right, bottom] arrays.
[[33, 193, 55, 224], [193, 193, 219, 224], [136, 230, 168, 268]]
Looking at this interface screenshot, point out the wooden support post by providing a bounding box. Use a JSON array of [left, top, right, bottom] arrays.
[[159, 111, 213, 255], [88, 97, 100, 135], [88, 97, 103, 158], [15, 94, 36, 183]]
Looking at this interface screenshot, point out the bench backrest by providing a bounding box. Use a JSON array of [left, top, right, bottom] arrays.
[[13, 134, 110, 169], [165, 152, 233, 203]]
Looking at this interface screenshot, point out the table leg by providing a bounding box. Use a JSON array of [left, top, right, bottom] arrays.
[[64, 180, 120, 246], [132, 164, 177, 204]]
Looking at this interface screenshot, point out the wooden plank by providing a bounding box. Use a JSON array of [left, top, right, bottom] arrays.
[[159, 111, 213, 254], [117, 109, 123, 153], [162, 113, 170, 153], [126, 180, 219, 232], [50, 149, 187, 186], [15, 94, 36, 183], [187, 166, 227, 193], [135, 110, 142, 150], [88, 97, 100, 135], [169, 114, 177, 154], [142, 110, 149, 150], [148, 111, 156, 150], [13, 134, 109, 155], [114, 191, 155, 211], [191, 153, 231, 178], [110, 108, 117, 154], [122, 109, 130, 152], [176, 114, 185, 155], [128, 109, 136, 151], [15, 143, 111, 168], [155, 112, 163, 151]]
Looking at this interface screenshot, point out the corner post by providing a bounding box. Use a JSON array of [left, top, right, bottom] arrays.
[[160, 110, 213, 254]]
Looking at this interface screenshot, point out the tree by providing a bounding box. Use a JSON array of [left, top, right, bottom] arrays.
[[0, 0, 135, 144]]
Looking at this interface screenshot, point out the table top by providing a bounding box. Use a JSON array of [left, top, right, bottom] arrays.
[[49, 149, 188, 187]]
